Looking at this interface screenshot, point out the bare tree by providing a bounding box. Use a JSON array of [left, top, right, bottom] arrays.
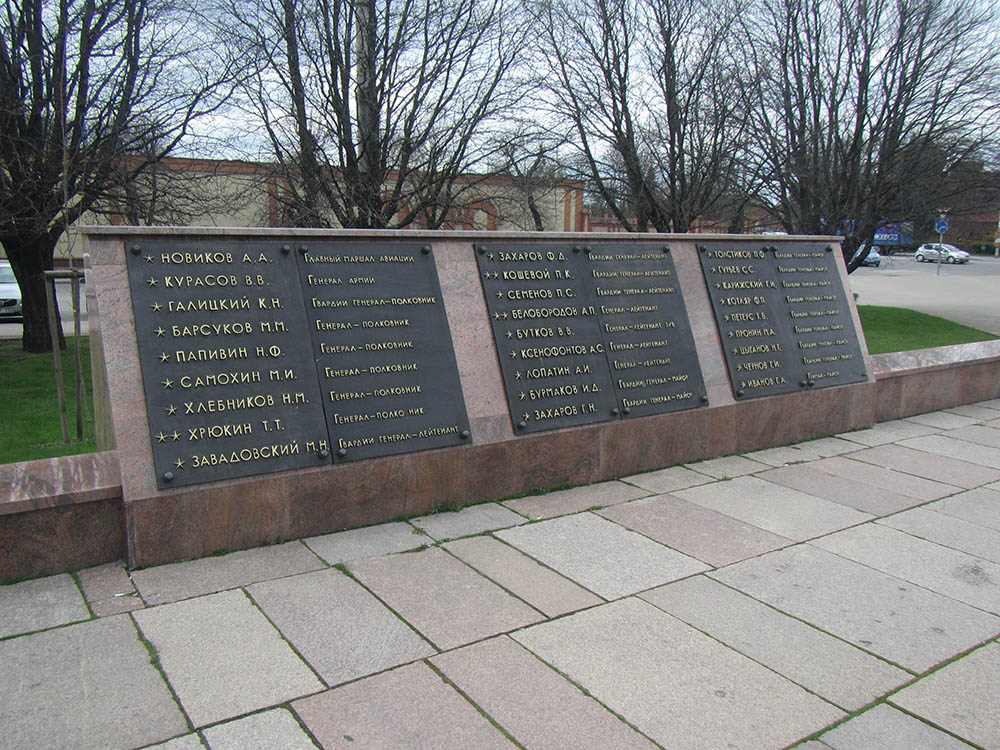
[[739, 0, 1000, 269]]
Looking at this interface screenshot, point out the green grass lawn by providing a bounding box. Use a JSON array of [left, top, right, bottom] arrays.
[[857, 305, 998, 355], [0, 338, 97, 463]]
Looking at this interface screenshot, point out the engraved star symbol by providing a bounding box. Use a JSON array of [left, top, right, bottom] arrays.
[[523, 412, 530, 421], [174, 458, 185, 469], [155, 326, 165, 337], [494, 312, 501, 321], [491, 272, 499, 279], [146, 277, 157, 287], [162, 378, 174, 389], [501, 312, 509, 320], [159, 352, 170, 363], [488, 253, 495, 261], [144, 255, 154, 263], [510, 351, 517, 359], [496, 291, 503, 299], [171, 431, 181, 441], [519, 392, 526, 400], [150, 302, 162, 312], [155, 432, 167, 443], [506, 331, 512, 339], [165, 404, 177, 415], [514, 371, 521, 380]]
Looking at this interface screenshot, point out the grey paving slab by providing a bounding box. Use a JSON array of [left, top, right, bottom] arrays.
[[203, 708, 319, 750], [809, 455, 960, 500], [945, 403, 1000, 420], [641, 576, 908, 711], [818, 703, 974, 750], [292, 662, 514, 750], [443, 535, 602, 617], [410, 502, 526, 541], [683, 454, 767, 478], [247, 568, 434, 687], [942, 423, 1000, 448], [975, 398, 1000, 410], [597, 493, 792, 568], [496, 512, 708, 599], [890, 641, 1000, 748], [742, 444, 823, 467], [0, 573, 89, 638], [146, 736, 208, 750], [133, 589, 323, 727], [711, 544, 1000, 672], [837, 419, 941, 447], [0, 615, 188, 750], [78, 561, 145, 617], [799, 435, 867, 456], [928, 487, 1000, 531], [512, 597, 843, 750], [759, 463, 926, 516], [303, 521, 427, 565], [502, 480, 649, 519], [904, 411, 981, 430], [881, 507, 1000, 563], [847, 443, 1000, 488], [672, 475, 872, 541], [431, 636, 657, 749], [621, 464, 714, 494], [348, 546, 542, 650], [131, 542, 325, 606], [900, 433, 1000, 472]]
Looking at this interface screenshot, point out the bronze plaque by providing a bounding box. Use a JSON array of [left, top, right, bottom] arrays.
[[698, 242, 867, 399]]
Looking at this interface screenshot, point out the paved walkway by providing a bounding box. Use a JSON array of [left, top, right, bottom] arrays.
[[3, 403, 1000, 749]]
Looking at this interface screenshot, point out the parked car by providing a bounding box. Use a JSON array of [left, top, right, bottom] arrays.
[[914, 243, 970, 264], [852, 244, 882, 267], [0, 260, 22, 320]]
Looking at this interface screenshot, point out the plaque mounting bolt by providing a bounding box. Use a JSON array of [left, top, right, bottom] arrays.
[[476, 245, 485, 254], [516, 421, 527, 430], [735, 389, 745, 398], [584, 246, 591, 254], [799, 380, 808, 387], [318, 449, 329, 458], [281, 245, 291, 255], [700, 395, 709, 404], [460, 429, 471, 439], [297, 245, 308, 254], [697, 245, 706, 253], [662, 245, 670, 253], [611, 407, 620, 416], [622, 407, 630, 415], [573, 245, 582, 253], [337, 447, 347, 457], [162, 472, 174, 483], [421, 245, 431, 255], [825, 246, 833, 252], [130, 245, 141, 255], [807, 380, 815, 387]]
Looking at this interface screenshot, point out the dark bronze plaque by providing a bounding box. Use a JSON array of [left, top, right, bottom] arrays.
[[475, 243, 618, 432], [585, 244, 708, 417], [126, 240, 331, 488], [698, 242, 866, 399], [296, 242, 470, 461]]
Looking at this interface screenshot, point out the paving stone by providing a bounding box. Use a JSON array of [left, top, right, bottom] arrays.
[[759, 463, 926, 516], [975, 398, 1000, 410], [443, 535, 601, 617], [410, 502, 526, 541], [621, 465, 713, 494], [496, 513, 708, 599], [837, 419, 941, 447], [941, 424, 1000, 449], [899, 434, 1000, 472], [293, 662, 514, 749], [512, 598, 843, 750], [880, 507, 1000, 563], [597, 494, 792, 568], [78, 561, 145, 617], [90, 592, 145, 617], [0, 615, 187, 750], [818, 703, 973, 750], [203, 708, 319, 750], [641, 576, 908, 711], [904, 411, 981, 430], [672, 475, 871, 540], [502, 480, 649, 520], [927, 487, 1000, 531], [147, 736, 207, 750], [711, 544, 1000, 672], [742, 444, 823, 467], [847, 444, 1000, 488], [0, 573, 89, 638], [133, 589, 323, 727], [797, 436, 864, 456], [303, 522, 427, 565], [945, 403, 1000, 420], [131, 542, 325, 606], [431, 636, 657, 749], [348, 546, 541, 650], [683, 454, 767, 479], [808, 455, 960, 501], [247, 567, 434, 687], [890, 641, 1000, 748]]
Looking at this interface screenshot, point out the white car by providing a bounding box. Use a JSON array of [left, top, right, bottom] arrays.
[[914, 243, 970, 264], [0, 260, 22, 320]]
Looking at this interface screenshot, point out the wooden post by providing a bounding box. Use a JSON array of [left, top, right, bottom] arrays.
[[44, 272, 70, 443]]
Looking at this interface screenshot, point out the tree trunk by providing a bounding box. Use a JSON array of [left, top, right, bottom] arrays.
[[3, 234, 64, 352]]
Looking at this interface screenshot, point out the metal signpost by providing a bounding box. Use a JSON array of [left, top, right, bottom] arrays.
[[935, 215, 949, 276]]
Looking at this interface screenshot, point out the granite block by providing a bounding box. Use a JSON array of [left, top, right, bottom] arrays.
[[673, 475, 872, 541], [759, 463, 926, 516], [133, 589, 323, 727], [146, 736, 207, 750], [443, 536, 602, 617], [904, 411, 981, 429], [620, 465, 713, 494], [818, 703, 973, 750], [890, 642, 1000, 748], [247, 568, 434, 686], [880, 507, 1000, 563], [927, 487, 1000, 531], [0, 573, 89, 639], [596, 408, 713, 479], [431, 636, 657, 749], [502, 480, 649, 520], [348, 546, 542, 650], [941, 424, 1000, 449], [0, 450, 121, 514], [846, 444, 1000, 489], [900, 434, 1000, 472], [496, 512, 709, 599], [642, 576, 908, 711], [683, 454, 767, 479], [0, 615, 187, 750], [711, 544, 1000, 672], [410, 502, 526, 540], [303, 521, 427, 564], [836, 419, 940, 447], [742, 444, 823, 467], [597, 493, 792, 567], [512, 598, 843, 750], [797, 436, 865, 456], [292, 662, 514, 749], [945, 404, 1000, 420], [78, 561, 144, 617], [808, 455, 959, 501], [202, 708, 320, 750], [131, 541, 325, 606]]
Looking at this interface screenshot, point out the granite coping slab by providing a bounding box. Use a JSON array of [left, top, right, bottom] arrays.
[[0, 572, 89, 639], [879, 507, 1000, 564], [496, 512, 708, 599], [501, 480, 649, 520], [409, 502, 526, 541]]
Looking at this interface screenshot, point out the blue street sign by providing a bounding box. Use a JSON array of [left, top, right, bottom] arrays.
[[935, 216, 949, 234]]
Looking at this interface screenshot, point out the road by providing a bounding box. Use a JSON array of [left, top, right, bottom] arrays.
[[847, 253, 1000, 335], [0, 279, 89, 342]]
